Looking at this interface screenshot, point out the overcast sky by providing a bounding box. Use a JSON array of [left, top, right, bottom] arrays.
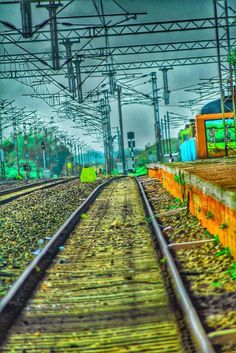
[[0, 0, 235, 150]]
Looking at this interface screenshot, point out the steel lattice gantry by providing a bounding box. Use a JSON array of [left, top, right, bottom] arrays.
[[0, 12, 236, 78], [0, 16, 235, 45], [0, 0, 236, 164]]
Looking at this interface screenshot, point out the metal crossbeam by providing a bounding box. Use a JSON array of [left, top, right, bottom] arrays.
[[0, 38, 235, 63], [0, 17, 235, 45], [76, 38, 236, 56], [0, 55, 228, 80]]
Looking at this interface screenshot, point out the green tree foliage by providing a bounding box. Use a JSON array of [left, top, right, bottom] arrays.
[[3, 133, 72, 178], [228, 48, 236, 66], [2, 139, 14, 153], [227, 17, 236, 66], [51, 144, 70, 176], [135, 138, 179, 164]]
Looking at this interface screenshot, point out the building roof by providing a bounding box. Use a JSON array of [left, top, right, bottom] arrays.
[[201, 98, 233, 114]]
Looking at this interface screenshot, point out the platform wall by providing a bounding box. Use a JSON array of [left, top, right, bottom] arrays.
[[148, 166, 236, 258]]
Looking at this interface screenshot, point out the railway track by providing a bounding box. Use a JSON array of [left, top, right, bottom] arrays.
[[0, 177, 76, 204], [140, 176, 236, 353], [0, 178, 104, 299], [0, 181, 31, 192], [0, 177, 214, 353]]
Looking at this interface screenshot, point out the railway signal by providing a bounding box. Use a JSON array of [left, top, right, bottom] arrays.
[[127, 131, 135, 172], [41, 141, 47, 173]]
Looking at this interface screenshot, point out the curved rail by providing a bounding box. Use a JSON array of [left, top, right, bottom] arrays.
[[0, 177, 114, 344], [136, 177, 215, 353]]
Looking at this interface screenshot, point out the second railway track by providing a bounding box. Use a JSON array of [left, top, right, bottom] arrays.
[[0, 177, 212, 353], [0, 177, 77, 205]]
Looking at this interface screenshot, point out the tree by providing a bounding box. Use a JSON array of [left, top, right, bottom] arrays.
[[2, 139, 14, 153]]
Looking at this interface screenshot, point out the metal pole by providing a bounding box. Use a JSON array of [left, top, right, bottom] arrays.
[[20, 0, 32, 38], [151, 72, 162, 162], [164, 115, 169, 155], [0, 106, 5, 179], [87, 150, 90, 166], [13, 118, 20, 175], [54, 135, 60, 177], [117, 126, 121, 159], [100, 98, 108, 174], [117, 86, 126, 174], [233, 65, 236, 134], [64, 39, 76, 97], [131, 140, 135, 172], [224, 0, 236, 135], [100, 0, 115, 95], [23, 122, 30, 178], [46, 2, 61, 70], [214, 0, 228, 156], [104, 90, 113, 174], [81, 146, 84, 168], [75, 56, 83, 103], [77, 144, 81, 168], [161, 119, 165, 156], [44, 128, 49, 169], [33, 127, 40, 178], [167, 112, 172, 156], [84, 149, 86, 166], [86, 150, 89, 165], [42, 149, 46, 170], [74, 143, 78, 175], [0, 107, 2, 150], [160, 67, 171, 105]]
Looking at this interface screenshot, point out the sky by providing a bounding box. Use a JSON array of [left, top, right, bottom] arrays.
[[0, 0, 235, 151]]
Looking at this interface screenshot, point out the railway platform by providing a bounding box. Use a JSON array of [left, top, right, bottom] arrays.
[[147, 158, 236, 257]]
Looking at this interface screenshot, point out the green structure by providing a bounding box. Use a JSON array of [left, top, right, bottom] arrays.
[[80, 167, 97, 183]]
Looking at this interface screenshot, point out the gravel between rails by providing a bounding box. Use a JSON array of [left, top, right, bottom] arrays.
[[141, 176, 236, 353], [2, 178, 184, 353], [0, 179, 102, 298]]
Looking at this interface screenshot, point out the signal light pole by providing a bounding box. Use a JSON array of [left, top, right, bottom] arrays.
[[127, 131, 135, 173], [41, 141, 46, 171]]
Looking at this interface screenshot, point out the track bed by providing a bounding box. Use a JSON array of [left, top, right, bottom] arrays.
[[2, 178, 184, 353]]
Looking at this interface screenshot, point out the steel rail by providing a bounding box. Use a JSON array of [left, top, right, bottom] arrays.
[[0, 177, 115, 346], [136, 177, 215, 353], [0, 176, 77, 205], [0, 177, 67, 196]]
